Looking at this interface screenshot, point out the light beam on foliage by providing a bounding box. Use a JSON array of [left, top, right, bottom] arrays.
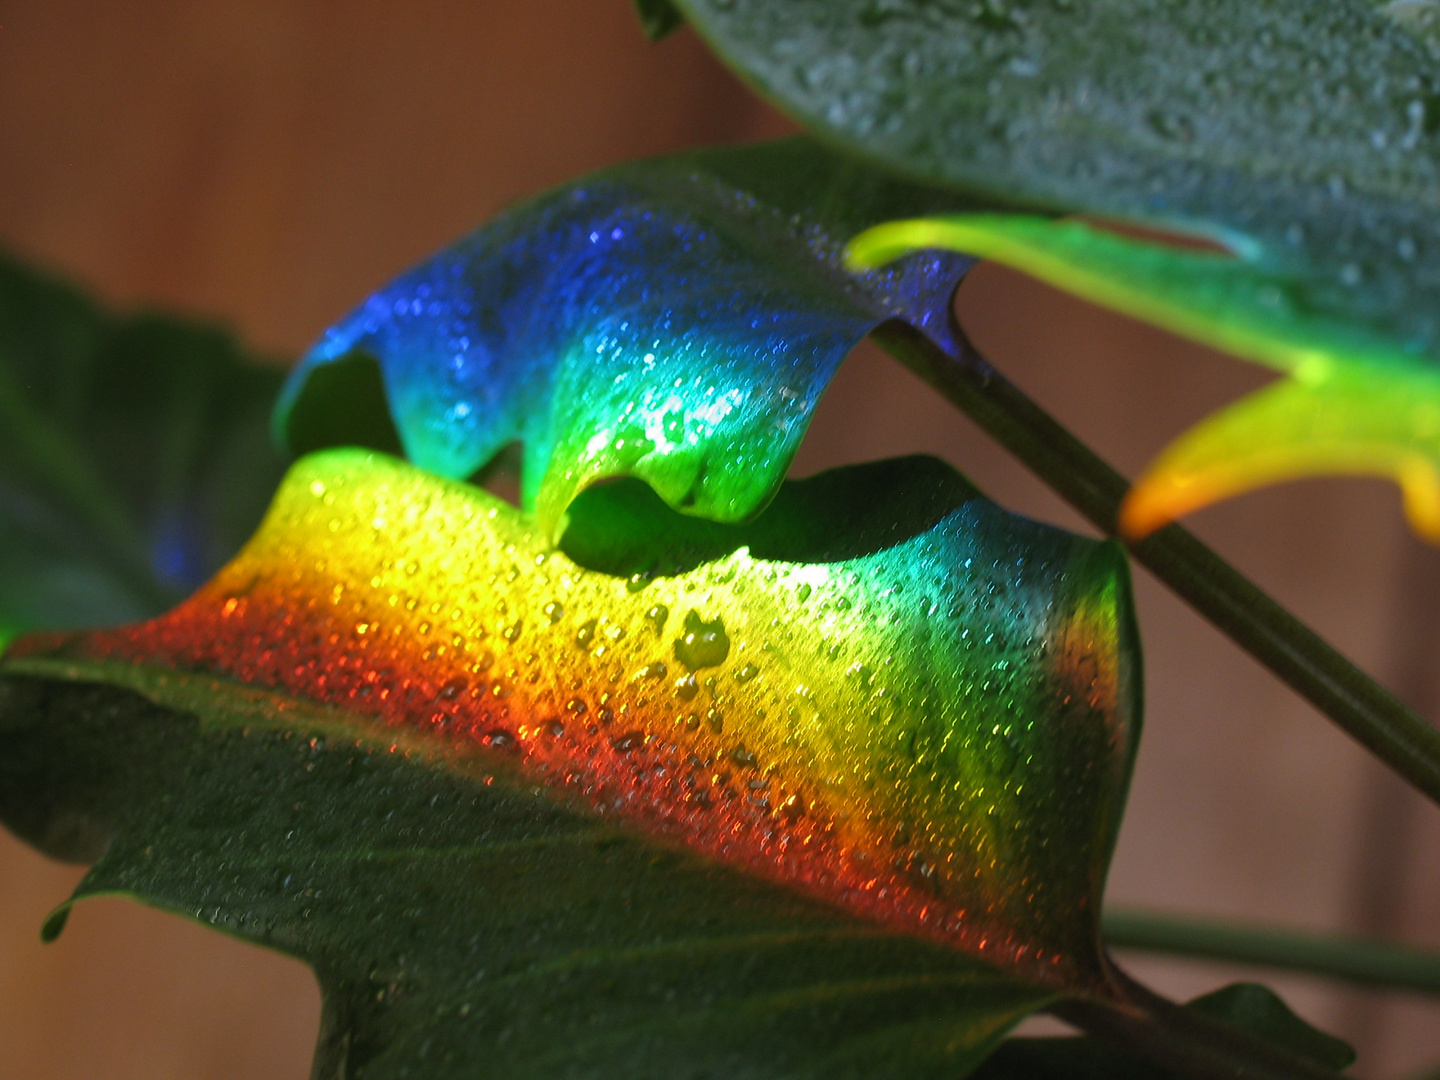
[[275, 141, 979, 542], [12, 449, 1140, 989]]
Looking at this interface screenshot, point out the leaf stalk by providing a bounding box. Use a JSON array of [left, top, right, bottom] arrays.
[[1059, 968, 1349, 1080], [1104, 909, 1440, 996]]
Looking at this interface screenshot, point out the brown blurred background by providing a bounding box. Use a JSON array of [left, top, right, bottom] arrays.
[[1, 2, 1438, 1076]]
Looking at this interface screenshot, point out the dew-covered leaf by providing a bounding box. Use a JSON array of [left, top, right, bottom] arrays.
[[0, 252, 288, 634], [1, 448, 1141, 1075], [0, 674, 1054, 1080], [275, 139, 986, 541], [652, 0, 1440, 537]]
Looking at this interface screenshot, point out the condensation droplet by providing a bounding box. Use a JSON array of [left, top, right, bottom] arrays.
[[612, 731, 645, 753], [576, 618, 597, 648], [484, 728, 516, 750], [674, 611, 731, 671]]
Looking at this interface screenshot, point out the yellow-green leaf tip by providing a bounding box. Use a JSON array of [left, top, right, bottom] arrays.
[[849, 213, 1440, 542], [1120, 367, 1440, 542]]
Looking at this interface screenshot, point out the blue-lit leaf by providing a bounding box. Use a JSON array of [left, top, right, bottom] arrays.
[[276, 139, 986, 539]]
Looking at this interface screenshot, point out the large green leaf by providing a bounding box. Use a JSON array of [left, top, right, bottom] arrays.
[[649, 1, 1440, 537], [0, 674, 1056, 1080], [0, 448, 1143, 1077], [0, 252, 288, 631]]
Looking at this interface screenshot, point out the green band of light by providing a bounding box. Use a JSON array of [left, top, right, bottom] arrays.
[[849, 214, 1440, 541], [847, 215, 1420, 377]]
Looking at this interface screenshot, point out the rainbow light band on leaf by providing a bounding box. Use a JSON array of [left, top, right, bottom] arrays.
[[276, 143, 976, 542], [13, 449, 1139, 989], [847, 214, 1440, 541]]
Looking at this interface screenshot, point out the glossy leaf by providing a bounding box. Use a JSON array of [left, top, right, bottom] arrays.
[[1, 448, 1140, 1075], [653, 0, 1440, 537], [847, 214, 1440, 539], [0, 673, 1054, 1080], [9, 449, 1141, 985], [275, 139, 984, 541], [0, 252, 289, 631], [972, 983, 1355, 1080]]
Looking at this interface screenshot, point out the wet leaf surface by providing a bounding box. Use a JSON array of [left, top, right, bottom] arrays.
[[1, 448, 1141, 1076], [0, 674, 1054, 1080], [275, 139, 986, 540]]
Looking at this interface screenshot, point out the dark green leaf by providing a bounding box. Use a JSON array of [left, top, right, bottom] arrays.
[[0, 671, 1055, 1080], [0, 252, 288, 632], [1186, 985, 1355, 1073], [633, 0, 686, 40], [971, 983, 1355, 1080]]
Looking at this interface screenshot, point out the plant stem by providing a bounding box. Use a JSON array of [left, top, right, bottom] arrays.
[[1058, 968, 1349, 1080], [871, 320, 1440, 807], [1105, 909, 1440, 995]]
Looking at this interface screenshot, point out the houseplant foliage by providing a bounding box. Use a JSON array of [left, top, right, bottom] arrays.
[[4, 1, 1440, 1077], [0, 253, 287, 648], [653, 0, 1440, 540]]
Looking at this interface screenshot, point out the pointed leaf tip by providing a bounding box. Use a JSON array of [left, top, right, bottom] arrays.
[[40, 904, 70, 944], [1120, 366, 1440, 541], [852, 214, 1440, 542]]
